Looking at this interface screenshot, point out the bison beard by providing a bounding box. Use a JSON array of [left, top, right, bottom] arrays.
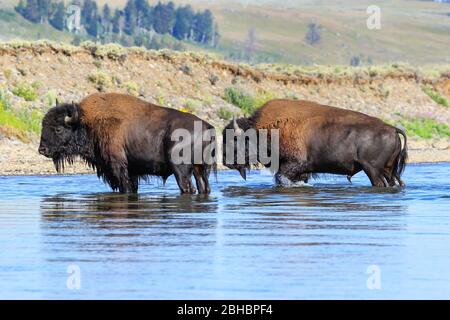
[[223, 99, 408, 187], [52, 125, 94, 174], [39, 93, 216, 194]]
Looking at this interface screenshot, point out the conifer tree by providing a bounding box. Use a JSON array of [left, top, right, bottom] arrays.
[[173, 5, 194, 40], [152, 1, 175, 34], [194, 10, 213, 44], [15, 0, 26, 15], [14, 0, 219, 48], [49, 1, 65, 31], [124, 0, 138, 35], [23, 0, 40, 23]]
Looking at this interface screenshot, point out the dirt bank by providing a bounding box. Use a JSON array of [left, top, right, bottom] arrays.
[[1, 41, 449, 125], [0, 41, 449, 175]]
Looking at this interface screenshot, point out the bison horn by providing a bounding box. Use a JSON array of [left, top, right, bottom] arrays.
[[64, 116, 72, 125], [64, 107, 79, 125], [233, 115, 243, 134]]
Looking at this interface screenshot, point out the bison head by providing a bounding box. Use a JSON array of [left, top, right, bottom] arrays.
[[222, 116, 255, 180], [39, 102, 85, 172]]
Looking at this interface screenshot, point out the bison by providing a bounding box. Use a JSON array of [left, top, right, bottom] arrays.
[[39, 93, 216, 194], [223, 99, 407, 187]]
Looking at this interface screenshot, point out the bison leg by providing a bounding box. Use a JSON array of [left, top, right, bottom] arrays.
[[193, 164, 211, 194], [390, 157, 406, 187], [382, 144, 401, 187], [108, 162, 138, 193], [172, 164, 197, 194], [127, 174, 139, 193], [383, 169, 397, 187], [394, 175, 405, 187], [275, 161, 309, 186], [360, 162, 386, 187], [118, 172, 138, 193], [202, 166, 212, 194]]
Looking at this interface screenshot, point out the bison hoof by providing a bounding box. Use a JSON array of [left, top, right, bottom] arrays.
[[181, 187, 197, 194]]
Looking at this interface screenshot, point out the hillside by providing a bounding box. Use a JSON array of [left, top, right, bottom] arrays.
[[0, 10, 73, 42], [199, 0, 450, 65], [1, 1, 449, 65], [0, 41, 449, 174]]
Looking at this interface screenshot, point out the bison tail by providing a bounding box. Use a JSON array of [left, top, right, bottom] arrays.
[[213, 162, 218, 181], [394, 127, 408, 179]]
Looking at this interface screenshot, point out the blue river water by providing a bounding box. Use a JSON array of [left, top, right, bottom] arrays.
[[0, 163, 449, 299]]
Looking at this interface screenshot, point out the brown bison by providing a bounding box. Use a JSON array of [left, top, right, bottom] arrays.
[[39, 93, 216, 194], [223, 99, 407, 187]]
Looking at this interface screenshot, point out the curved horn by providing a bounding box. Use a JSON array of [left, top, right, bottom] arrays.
[[64, 115, 73, 125], [64, 104, 79, 125], [233, 115, 242, 134], [55, 98, 60, 106]]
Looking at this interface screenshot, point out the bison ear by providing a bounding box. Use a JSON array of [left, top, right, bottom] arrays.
[[64, 104, 79, 126]]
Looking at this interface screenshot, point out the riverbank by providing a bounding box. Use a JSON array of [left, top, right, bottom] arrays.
[[0, 41, 449, 175], [0, 136, 448, 176]]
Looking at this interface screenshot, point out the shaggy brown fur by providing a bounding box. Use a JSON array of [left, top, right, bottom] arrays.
[[39, 93, 216, 194], [224, 99, 407, 187]]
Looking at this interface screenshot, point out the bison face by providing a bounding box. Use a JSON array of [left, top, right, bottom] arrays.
[[39, 102, 80, 171], [222, 116, 253, 180]]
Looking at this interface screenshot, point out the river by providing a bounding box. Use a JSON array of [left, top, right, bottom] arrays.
[[0, 163, 449, 299]]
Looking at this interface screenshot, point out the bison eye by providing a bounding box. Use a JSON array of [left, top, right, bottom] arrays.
[[55, 127, 64, 134]]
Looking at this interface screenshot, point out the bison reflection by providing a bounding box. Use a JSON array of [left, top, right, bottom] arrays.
[[41, 193, 218, 217], [40, 194, 219, 234], [39, 93, 216, 194], [223, 99, 407, 187]]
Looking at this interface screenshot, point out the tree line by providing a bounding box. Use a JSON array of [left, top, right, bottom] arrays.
[[15, 0, 219, 48]]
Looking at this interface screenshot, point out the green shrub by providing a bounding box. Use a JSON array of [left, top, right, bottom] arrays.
[[122, 81, 140, 96], [11, 83, 39, 101], [0, 89, 11, 110], [15, 108, 42, 134], [42, 90, 58, 108], [87, 71, 112, 88], [223, 87, 255, 115], [223, 87, 276, 116], [31, 81, 41, 89], [0, 88, 42, 137], [180, 99, 202, 114], [254, 90, 276, 108], [217, 107, 233, 120], [398, 118, 450, 139], [423, 87, 449, 107], [0, 97, 43, 139], [0, 108, 30, 136], [154, 91, 166, 106]]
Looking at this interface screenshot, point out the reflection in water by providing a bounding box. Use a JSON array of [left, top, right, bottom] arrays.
[[40, 183, 408, 232], [42, 193, 219, 216], [1, 164, 450, 299], [40, 193, 220, 244], [222, 184, 406, 213]]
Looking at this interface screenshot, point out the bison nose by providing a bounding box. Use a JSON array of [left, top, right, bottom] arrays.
[[38, 146, 48, 156]]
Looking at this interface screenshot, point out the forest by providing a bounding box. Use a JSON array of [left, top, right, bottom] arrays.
[[15, 0, 219, 49]]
